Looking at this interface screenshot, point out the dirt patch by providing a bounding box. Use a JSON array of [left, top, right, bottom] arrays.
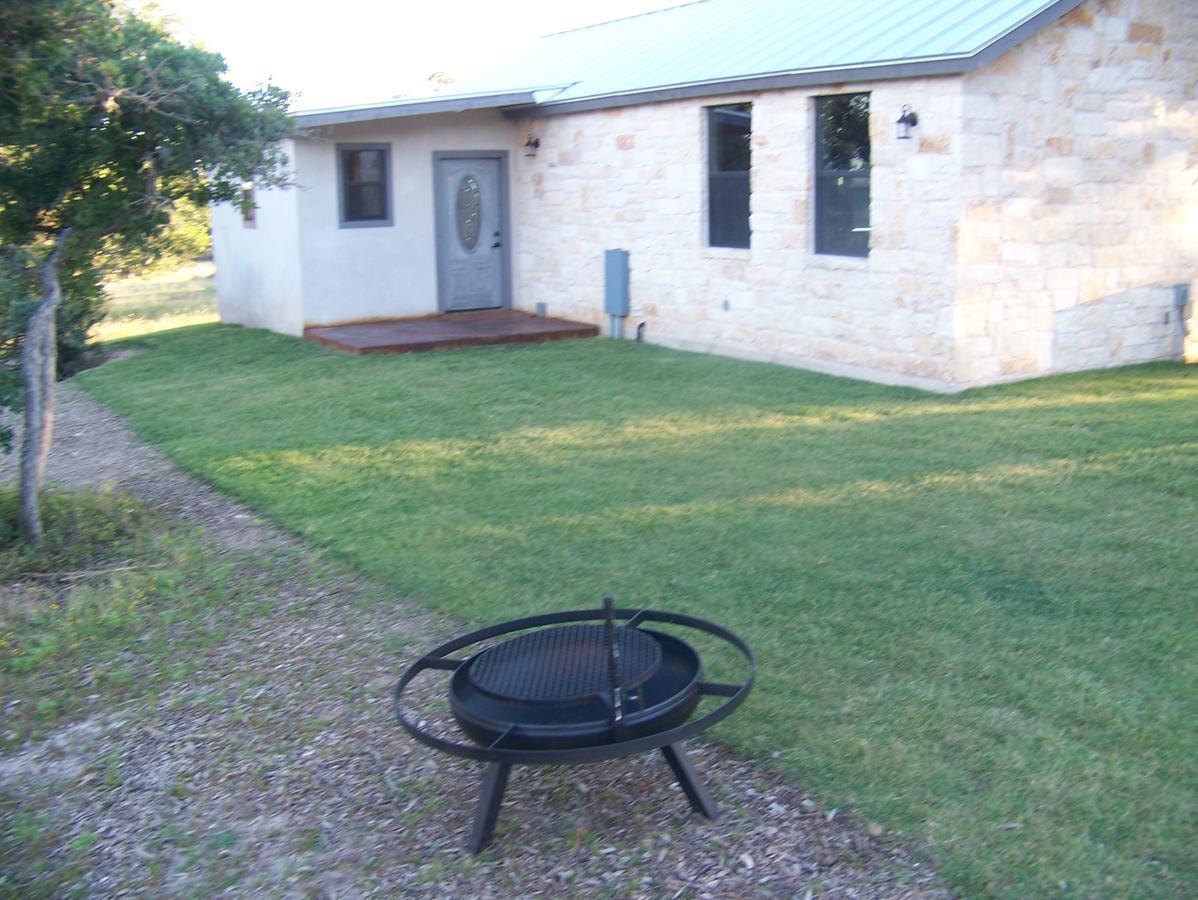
[[0, 385, 949, 897]]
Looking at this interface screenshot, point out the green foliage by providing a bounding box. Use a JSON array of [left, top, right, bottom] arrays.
[[0, 487, 145, 578], [0, 1, 292, 244], [77, 330, 1198, 896], [0, 0, 292, 451], [93, 197, 212, 280], [0, 250, 108, 400], [0, 266, 30, 453], [157, 198, 212, 264], [53, 260, 107, 377]]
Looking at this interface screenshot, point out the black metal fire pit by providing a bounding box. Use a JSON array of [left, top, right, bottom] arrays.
[[394, 598, 754, 853]]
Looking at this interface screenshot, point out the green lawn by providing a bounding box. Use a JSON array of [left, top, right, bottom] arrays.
[[77, 325, 1198, 897]]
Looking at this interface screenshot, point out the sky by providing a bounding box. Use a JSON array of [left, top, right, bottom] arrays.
[[138, 0, 686, 111]]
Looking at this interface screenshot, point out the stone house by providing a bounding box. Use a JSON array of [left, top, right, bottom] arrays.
[[212, 0, 1198, 391]]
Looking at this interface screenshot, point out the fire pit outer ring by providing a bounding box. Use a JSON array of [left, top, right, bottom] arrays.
[[394, 606, 755, 767]]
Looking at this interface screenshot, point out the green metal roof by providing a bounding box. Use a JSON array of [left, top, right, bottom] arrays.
[[295, 0, 1086, 123]]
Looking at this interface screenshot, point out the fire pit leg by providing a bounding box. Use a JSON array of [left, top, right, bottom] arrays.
[[468, 762, 511, 854], [661, 743, 718, 820]]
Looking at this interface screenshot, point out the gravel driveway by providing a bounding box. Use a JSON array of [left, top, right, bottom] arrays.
[[1, 384, 948, 898]]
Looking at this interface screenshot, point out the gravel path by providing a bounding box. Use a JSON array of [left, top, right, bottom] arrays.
[[1, 384, 948, 898]]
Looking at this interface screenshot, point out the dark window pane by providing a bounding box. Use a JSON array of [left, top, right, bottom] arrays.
[[815, 94, 870, 256], [815, 174, 870, 257], [340, 146, 389, 223], [711, 105, 751, 171], [818, 94, 870, 171], [709, 174, 750, 248], [347, 182, 386, 220], [350, 149, 384, 183], [708, 104, 751, 248]]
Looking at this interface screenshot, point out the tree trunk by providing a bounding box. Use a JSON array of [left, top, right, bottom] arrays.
[[18, 240, 67, 546]]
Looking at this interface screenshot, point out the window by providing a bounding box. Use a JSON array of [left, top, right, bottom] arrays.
[[708, 104, 751, 248], [240, 184, 256, 228], [815, 93, 870, 257], [338, 144, 392, 226]]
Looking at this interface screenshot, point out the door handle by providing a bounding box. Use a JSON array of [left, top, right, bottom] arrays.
[[491, 231, 501, 249]]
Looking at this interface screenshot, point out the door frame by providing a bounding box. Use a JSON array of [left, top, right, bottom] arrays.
[[432, 150, 513, 313]]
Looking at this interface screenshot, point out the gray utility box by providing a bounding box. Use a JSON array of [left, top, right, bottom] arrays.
[[604, 249, 630, 317]]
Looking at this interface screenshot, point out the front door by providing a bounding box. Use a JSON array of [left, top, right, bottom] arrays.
[[434, 152, 509, 312]]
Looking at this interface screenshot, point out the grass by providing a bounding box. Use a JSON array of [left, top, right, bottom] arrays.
[[94, 261, 217, 342], [74, 323, 1198, 897], [0, 488, 250, 751], [0, 485, 382, 895], [0, 488, 248, 895]]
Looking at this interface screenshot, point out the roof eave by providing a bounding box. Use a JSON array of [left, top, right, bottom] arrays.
[[292, 90, 543, 128], [504, 57, 973, 118]]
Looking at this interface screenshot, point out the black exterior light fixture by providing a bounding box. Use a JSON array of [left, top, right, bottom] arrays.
[[523, 133, 541, 157], [895, 105, 919, 140]]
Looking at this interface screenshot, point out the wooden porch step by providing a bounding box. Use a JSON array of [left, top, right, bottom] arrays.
[[304, 309, 599, 355]]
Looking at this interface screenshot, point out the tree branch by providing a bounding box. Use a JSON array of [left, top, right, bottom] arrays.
[[140, 149, 159, 215], [62, 74, 204, 124], [43, 228, 73, 273]]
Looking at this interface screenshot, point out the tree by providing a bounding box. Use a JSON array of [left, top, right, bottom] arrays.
[[0, 0, 293, 545]]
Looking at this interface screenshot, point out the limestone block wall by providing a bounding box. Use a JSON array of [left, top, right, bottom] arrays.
[[511, 78, 966, 390], [954, 0, 1198, 385]]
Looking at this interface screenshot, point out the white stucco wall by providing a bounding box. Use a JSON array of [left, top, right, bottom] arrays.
[[292, 111, 521, 327], [510, 80, 966, 391], [954, 0, 1198, 385], [211, 139, 304, 336]]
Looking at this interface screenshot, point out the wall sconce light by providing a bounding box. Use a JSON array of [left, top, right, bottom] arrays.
[[523, 134, 541, 158], [895, 105, 919, 140]]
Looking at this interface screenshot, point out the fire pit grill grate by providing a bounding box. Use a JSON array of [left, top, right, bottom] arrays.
[[468, 623, 660, 702]]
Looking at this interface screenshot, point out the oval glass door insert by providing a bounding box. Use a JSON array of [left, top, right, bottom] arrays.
[[455, 175, 481, 251]]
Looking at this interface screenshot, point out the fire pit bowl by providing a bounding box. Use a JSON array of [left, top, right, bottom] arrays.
[[394, 600, 755, 853]]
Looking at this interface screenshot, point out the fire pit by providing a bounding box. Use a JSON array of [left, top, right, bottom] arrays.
[[394, 598, 755, 853]]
